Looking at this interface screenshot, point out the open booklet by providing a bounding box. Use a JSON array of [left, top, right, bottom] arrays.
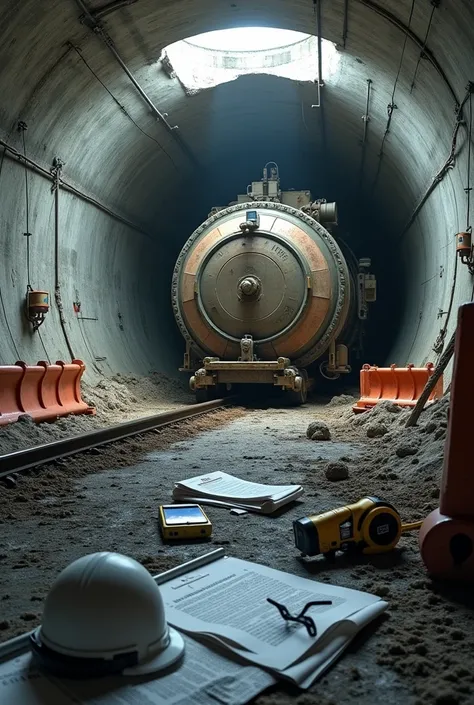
[[160, 555, 388, 689], [172, 471, 304, 513]]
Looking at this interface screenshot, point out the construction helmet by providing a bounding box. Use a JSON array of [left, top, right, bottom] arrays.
[[30, 552, 185, 678]]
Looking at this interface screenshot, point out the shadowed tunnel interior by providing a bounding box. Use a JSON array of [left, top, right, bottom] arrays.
[[0, 0, 473, 387]]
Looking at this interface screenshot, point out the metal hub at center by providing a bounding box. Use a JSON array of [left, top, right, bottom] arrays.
[[238, 275, 261, 298], [198, 233, 308, 341]]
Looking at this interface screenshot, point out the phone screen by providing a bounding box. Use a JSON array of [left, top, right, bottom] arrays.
[[163, 506, 207, 525]]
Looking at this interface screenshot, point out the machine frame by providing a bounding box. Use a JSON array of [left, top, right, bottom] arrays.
[[172, 164, 376, 403]]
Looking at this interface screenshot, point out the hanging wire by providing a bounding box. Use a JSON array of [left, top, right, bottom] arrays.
[[433, 253, 458, 357], [399, 85, 472, 241], [466, 88, 472, 232], [68, 43, 178, 170], [371, 0, 415, 194], [0, 128, 21, 358], [37, 328, 52, 364], [19, 124, 33, 290], [410, 0, 439, 93], [432, 87, 473, 356], [381, 0, 415, 157]]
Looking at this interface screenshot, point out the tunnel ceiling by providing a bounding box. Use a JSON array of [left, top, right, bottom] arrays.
[[0, 0, 473, 379]]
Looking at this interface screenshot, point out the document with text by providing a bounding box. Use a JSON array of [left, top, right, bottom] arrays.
[[0, 635, 276, 705], [160, 556, 387, 686], [172, 471, 303, 513]]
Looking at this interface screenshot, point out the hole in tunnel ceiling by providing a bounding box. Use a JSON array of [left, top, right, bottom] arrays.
[[160, 27, 340, 92]]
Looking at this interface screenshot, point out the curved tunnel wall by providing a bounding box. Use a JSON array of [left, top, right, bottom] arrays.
[[0, 0, 473, 385]]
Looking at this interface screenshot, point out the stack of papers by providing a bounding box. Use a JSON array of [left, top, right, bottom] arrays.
[[172, 471, 304, 513], [160, 555, 388, 689], [0, 636, 276, 705]]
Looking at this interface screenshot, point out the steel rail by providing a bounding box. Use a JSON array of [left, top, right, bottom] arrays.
[[0, 398, 231, 477]]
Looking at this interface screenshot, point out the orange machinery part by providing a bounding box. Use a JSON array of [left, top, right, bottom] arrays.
[[0, 359, 95, 426], [353, 363, 443, 414], [456, 231, 472, 255], [419, 303, 474, 581]]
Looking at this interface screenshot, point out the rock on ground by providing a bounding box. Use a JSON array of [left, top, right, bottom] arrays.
[[367, 423, 389, 438], [395, 444, 418, 458], [325, 461, 349, 481], [306, 420, 331, 441]]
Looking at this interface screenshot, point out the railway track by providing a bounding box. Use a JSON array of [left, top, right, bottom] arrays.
[[0, 398, 232, 477]]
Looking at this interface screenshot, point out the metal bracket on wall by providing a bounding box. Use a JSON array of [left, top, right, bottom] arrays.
[[313, 0, 324, 89], [357, 79, 372, 197], [361, 79, 372, 145], [310, 81, 321, 109]]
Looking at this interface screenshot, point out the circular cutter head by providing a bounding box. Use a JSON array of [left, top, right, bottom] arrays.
[[172, 202, 351, 366]]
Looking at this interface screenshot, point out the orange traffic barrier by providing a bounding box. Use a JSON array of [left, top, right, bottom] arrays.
[[56, 359, 92, 415], [353, 363, 443, 414], [37, 361, 64, 416], [0, 365, 25, 424], [0, 360, 95, 426], [16, 361, 50, 422]]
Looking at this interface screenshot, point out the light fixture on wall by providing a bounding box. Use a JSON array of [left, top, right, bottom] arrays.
[[25, 288, 50, 332], [456, 231, 474, 274]]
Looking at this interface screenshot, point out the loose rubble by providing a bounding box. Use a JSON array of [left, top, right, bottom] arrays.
[[326, 394, 357, 408], [325, 461, 349, 481], [366, 422, 388, 438], [395, 444, 418, 458], [306, 420, 331, 441]]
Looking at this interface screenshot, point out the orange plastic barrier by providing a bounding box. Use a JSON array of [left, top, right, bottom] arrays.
[[0, 359, 95, 426], [57, 359, 91, 415], [0, 366, 25, 424], [353, 363, 444, 414]]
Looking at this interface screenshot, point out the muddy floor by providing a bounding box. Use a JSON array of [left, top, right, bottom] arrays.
[[1, 394, 473, 705]]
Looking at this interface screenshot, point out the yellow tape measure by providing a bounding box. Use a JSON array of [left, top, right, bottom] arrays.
[[294, 496, 422, 558]]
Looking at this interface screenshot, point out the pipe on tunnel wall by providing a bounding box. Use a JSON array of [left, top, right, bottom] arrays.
[[0, 0, 472, 386]]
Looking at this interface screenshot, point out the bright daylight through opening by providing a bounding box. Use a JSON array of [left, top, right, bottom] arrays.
[[160, 27, 340, 92]]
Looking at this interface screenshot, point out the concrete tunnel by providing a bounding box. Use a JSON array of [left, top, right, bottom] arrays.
[[0, 0, 473, 389], [3, 3, 474, 699]]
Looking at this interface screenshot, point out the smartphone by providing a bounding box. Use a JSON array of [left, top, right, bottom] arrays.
[[158, 504, 212, 540]]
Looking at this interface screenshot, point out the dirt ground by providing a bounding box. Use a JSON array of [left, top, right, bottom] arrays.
[[1, 387, 473, 705], [0, 371, 192, 455]]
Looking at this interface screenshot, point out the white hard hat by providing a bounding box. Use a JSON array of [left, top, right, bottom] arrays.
[[30, 552, 184, 678]]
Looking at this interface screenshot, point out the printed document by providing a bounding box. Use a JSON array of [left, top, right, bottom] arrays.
[[173, 471, 303, 513], [0, 635, 275, 705], [160, 556, 387, 685]]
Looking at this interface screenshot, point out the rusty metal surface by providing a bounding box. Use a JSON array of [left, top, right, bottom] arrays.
[[216, 370, 276, 384], [198, 233, 307, 340], [204, 360, 287, 370], [172, 202, 349, 367], [0, 399, 230, 477]]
